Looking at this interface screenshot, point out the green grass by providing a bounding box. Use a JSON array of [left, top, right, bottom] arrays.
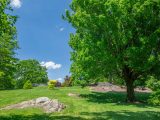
[[0, 86, 160, 120]]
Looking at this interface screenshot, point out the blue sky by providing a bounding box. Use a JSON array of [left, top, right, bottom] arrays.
[[10, 0, 74, 82]]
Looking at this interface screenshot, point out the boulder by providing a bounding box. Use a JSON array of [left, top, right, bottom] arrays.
[[36, 97, 50, 104]]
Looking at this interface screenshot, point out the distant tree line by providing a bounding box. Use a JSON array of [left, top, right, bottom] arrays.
[[15, 59, 48, 89]]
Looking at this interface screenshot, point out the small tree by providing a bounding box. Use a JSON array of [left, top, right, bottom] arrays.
[[23, 80, 32, 89], [48, 80, 57, 89], [62, 76, 72, 87]]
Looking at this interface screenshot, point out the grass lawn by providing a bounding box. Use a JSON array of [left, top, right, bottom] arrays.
[[0, 86, 160, 120]]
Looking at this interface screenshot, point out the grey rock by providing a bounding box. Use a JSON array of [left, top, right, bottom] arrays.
[[36, 97, 50, 104], [0, 97, 65, 113]]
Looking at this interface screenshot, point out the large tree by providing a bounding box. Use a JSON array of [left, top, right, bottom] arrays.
[[15, 59, 48, 88], [65, 0, 160, 102], [0, 0, 18, 89]]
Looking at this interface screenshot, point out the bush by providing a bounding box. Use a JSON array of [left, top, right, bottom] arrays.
[[23, 80, 32, 89], [146, 76, 160, 91], [148, 90, 160, 105], [48, 80, 57, 89], [146, 76, 160, 105]]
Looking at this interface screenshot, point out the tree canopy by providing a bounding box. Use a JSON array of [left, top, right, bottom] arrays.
[[15, 59, 48, 88], [0, 0, 18, 89], [65, 0, 160, 102]]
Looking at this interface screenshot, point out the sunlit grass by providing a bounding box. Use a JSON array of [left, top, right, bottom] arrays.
[[0, 86, 160, 120]]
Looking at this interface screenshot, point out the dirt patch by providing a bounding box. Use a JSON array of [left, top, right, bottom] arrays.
[[90, 85, 151, 93], [68, 93, 80, 98]]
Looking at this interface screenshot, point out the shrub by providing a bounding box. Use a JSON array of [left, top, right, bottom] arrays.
[[148, 90, 160, 105], [146, 76, 160, 91], [23, 80, 32, 89], [146, 76, 160, 105], [48, 80, 57, 89]]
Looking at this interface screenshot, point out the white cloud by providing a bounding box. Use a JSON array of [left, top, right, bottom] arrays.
[[10, 0, 22, 8], [57, 78, 63, 82], [41, 61, 62, 70], [59, 27, 65, 32]]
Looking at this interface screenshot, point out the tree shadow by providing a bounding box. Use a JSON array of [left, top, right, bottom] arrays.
[[81, 110, 160, 120], [0, 114, 87, 120], [80, 91, 126, 103], [0, 111, 160, 120], [80, 91, 155, 107]]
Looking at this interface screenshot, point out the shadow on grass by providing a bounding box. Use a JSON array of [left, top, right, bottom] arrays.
[[81, 92, 126, 103], [0, 114, 86, 120], [81, 110, 160, 120], [0, 111, 160, 120], [80, 91, 154, 107]]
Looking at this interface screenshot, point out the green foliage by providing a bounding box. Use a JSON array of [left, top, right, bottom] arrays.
[[48, 80, 57, 89], [65, 0, 160, 101], [0, 0, 18, 90], [15, 59, 48, 89], [15, 79, 24, 89], [112, 77, 125, 86], [23, 80, 32, 89], [148, 90, 160, 105], [146, 76, 160, 105], [146, 76, 160, 91], [134, 77, 146, 88]]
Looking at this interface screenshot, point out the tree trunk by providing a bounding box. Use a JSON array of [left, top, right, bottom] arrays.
[[123, 66, 136, 102], [126, 79, 135, 102]]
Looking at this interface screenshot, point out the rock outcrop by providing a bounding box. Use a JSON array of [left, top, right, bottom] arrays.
[[0, 97, 65, 113]]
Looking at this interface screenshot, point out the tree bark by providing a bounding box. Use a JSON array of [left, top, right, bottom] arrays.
[[126, 79, 135, 102], [123, 66, 136, 102]]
